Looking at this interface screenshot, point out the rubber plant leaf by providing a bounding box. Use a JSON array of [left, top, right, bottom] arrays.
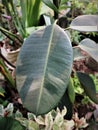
[[70, 15, 98, 32], [79, 38, 98, 62], [73, 47, 86, 61], [77, 72, 98, 104], [16, 24, 73, 115], [0, 59, 15, 88]]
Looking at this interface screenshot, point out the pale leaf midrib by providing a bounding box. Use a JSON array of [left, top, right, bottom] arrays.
[[36, 24, 55, 114]]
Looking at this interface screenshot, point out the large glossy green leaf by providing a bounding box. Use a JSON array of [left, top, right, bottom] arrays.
[[0, 117, 25, 130], [77, 72, 98, 104], [16, 24, 73, 115], [79, 38, 98, 62], [70, 15, 98, 32]]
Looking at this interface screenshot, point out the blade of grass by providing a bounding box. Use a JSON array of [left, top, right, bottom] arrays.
[[0, 59, 15, 89], [31, 0, 42, 26], [9, 1, 27, 38], [0, 26, 23, 44]]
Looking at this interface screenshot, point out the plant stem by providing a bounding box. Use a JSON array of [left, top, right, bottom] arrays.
[[0, 58, 15, 89], [0, 26, 23, 44], [0, 52, 15, 68], [53, 0, 61, 19]]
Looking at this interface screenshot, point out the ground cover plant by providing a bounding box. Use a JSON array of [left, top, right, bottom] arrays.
[[0, 0, 98, 129]]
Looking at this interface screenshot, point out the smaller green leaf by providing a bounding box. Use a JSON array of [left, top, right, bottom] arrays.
[[73, 47, 86, 60], [67, 78, 75, 104], [77, 72, 98, 104], [79, 38, 98, 62], [42, 0, 59, 13], [70, 15, 98, 32]]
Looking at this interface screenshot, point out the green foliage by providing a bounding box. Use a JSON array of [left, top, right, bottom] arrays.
[[72, 74, 84, 95], [70, 14, 98, 105], [70, 0, 84, 9], [81, 96, 91, 105], [0, 31, 4, 41], [0, 87, 5, 97], [83, 2, 98, 14], [42, 0, 58, 14], [20, 0, 42, 27], [16, 12, 98, 117], [69, 0, 98, 15], [0, 103, 88, 130], [0, 26, 23, 43], [90, 74, 98, 92], [2, 0, 27, 38], [42, 0, 70, 18], [77, 72, 98, 104], [70, 15, 98, 32], [67, 78, 75, 104], [0, 103, 25, 130], [0, 0, 98, 120], [1, 0, 42, 38], [0, 59, 15, 88], [79, 38, 98, 62], [71, 30, 81, 45], [16, 23, 73, 115], [0, 117, 25, 130]]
